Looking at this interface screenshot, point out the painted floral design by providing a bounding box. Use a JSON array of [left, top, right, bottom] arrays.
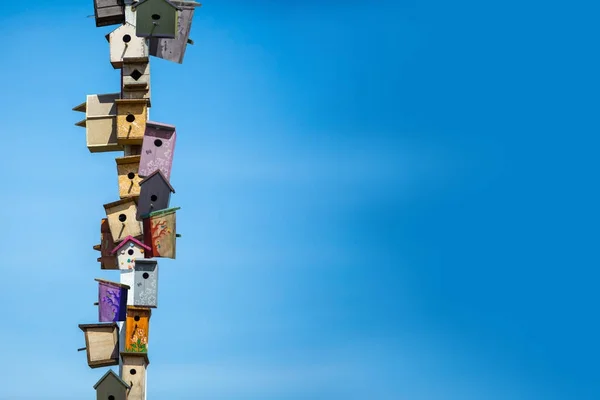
[[128, 327, 148, 353]]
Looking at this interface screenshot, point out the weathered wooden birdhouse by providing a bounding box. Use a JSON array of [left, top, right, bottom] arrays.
[[149, 1, 200, 64], [142, 207, 180, 259], [104, 198, 143, 242], [121, 59, 152, 105], [107, 22, 148, 69], [133, 259, 159, 308], [115, 99, 148, 145], [96, 279, 129, 322], [94, 218, 119, 270], [94, 0, 125, 27], [116, 155, 143, 199], [111, 235, 150, 270], [73, 93, 122, 153], [124, 306, 151, 353], [134, 0, 181, 39], [79, 323, 119, 368], [94, 369, 130, 400], [138, 121, 177, 180], [136, 170, 175, 220], [120, 352, 150, 400]]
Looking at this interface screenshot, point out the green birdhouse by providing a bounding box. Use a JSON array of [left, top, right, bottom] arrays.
[[134, 0, 180, 39]]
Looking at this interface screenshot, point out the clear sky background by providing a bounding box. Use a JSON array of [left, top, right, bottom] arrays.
[[0, 1, 598, 399]]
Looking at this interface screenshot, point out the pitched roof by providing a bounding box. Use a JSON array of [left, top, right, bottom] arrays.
[[139, 169, 175, 193], [93, 369, 131, 390], [111, 235, 151, 255], [134, 0, 182, 11]]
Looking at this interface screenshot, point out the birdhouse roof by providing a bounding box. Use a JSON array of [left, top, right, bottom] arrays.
[[93, 369, 131, 390], [139, 169, 175, 193], [103, 197, 138, 210], [120, 351, 151, 365], [111, 235, 151, 255], [134, 0, 182, 11], [95, 278, 131, 290], [78, 322, 118, 332], [146, 120, 176, 132], [141, 206, 181, 220], [135, 258, 158, 266], [115, 155, 142, 165]]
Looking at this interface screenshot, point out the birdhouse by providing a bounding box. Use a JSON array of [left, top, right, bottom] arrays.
[[96, 279, 130, 322], [124, 306, 151, 353], [142, 207, 180, 259], [93, 369, 130, 400], [93, 0, 125, 27], [133, 259, 159, 308], [134, 0, 181, 39], [94, 218, 118, 270], [120, 352, 150, 400], [73, 93, 123, 153], [116, 155, 143, 199], [121, 59, 152, 105], [136, 170, 175, 220], [79, 323, 119, 368], [107, 22, 148, 69], [111, 235, 151, 270], [115, 99, 148, 145], [148, 1, 201, 64], [104, 198, 143, 242], [138, 121, 177, 180]]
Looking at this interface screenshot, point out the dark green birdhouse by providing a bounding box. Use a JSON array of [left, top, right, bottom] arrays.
[[134, 0, 181, 39]]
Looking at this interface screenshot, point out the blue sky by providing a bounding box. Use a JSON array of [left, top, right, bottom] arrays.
[[0, 0, 598, 399]]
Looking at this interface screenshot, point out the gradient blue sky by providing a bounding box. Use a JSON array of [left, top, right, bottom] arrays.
[[0, 1, 598, 399]]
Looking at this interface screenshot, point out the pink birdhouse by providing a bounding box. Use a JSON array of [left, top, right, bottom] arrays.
[[111, 235, 151, 270], [138, 121, 176, 181]]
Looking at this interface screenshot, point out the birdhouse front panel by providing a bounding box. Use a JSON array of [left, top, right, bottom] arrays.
[[104, 198, 143, 242], [112, 235, 150, 270], [96, 218, 118, 270], [148, 1, 200, 64], [122, 60, 150, 88], [94, 0, 125, 27], [142, 207, 179, 259], [120, 353, 149, 400], [108, 22, 148, 68], [135, 0, 180, 39], [97, 279, 129, 322], [116, 99, 148, 145], [134, 259, 158, 308], [116, 155, 142, 198], [94, 369, 129, 400], [136, 170, 175, 220], [124, 306, 151, 353], [138, 121, 176, 180], [79, 323, 119, 368]]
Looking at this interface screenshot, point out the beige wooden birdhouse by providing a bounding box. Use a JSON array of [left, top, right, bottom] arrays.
[[73, 93, 123, 153], [79, 323, 119, 368], [103, 198, 143, 242], [120, 352, 150, 400], [121, 59, 152, 105], [116, 155, 143, 199], [115, 99, 148, 145], [107, 22, 148, 69]]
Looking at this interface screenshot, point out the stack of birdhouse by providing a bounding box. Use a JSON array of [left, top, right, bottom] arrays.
[[74, 1, 199, 399]]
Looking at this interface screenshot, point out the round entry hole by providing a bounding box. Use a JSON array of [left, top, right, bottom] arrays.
[[127, 172, 135, 180], [130, 368, 137, 375], [123, 34, 131, 43], [128, 249, 134, 256], [108, 396, 115, 400], [150, 195, 158, 202], [143, 272, 150, 279], [126, 114, 136, 123], [154, 139, 163, 147], [134, 315, 140, 321], [151, 14, 161, 20], [118, 214, 127, 222]]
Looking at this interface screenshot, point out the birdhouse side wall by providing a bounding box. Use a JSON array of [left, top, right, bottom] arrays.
[[148, 3, 197, 63], [146, 209, 177, 259], [120, 270, 135, 305], [85, 117, 122, 153]]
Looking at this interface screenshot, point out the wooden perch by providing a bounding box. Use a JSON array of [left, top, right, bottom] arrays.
[[77, 347, 86, 352]]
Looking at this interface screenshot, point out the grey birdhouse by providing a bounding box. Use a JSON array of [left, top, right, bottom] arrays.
[[93, 0, 125, 27], [136, 170, 175, 220], [148, 1, 201, 64], [134, 0, 180, 38], [134, 259, 159, 308], [93, 369, 130, 400]]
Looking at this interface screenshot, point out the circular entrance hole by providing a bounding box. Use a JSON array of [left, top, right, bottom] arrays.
[[126, 114, 136, 123], [130, 368, 137, 375], [143, 272, 150, 279], [109, 396, 115, 400], [123, 34, 131, 43], [128, 249, 134, 256], [127, 172, 135, 180], [134, 315, 140, 321], [151, 14, 161, 20], [150, 195, 158, 202], [118, 214, 127, 222], [154, 139, 163, 147]]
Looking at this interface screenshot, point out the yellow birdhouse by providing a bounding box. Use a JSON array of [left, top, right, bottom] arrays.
[[115, 99, 148, 145], [103, 198, 143, 242], [116, 155, 143, 199]]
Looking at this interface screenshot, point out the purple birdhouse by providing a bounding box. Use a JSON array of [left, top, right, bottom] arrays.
[[96, 279, 130, 322], [138, 121, 176, 181]]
